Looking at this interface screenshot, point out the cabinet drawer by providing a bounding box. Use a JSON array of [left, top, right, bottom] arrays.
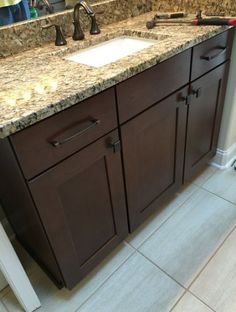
[[116, 49, 191, 123], [11, 88, 117, 179], [191, 29, 234, 81]]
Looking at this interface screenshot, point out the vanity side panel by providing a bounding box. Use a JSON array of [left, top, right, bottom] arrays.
[[0, 138, 64, 287]]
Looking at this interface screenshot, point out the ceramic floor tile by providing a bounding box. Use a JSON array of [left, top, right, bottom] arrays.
[[76, 252, 184, 312], [191, 165, 218, 187], [171, 292, 212, 312], [190, 228, 236, 312], [2, 243, 134, 312], [202, 167, 236, 204], [126, 184, 198, 249], [139, 188, 236, 287]]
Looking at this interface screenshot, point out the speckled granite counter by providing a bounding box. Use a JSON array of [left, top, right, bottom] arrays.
[[0, 12, 231, 138]]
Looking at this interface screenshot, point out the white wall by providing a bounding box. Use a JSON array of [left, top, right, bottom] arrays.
[[218, 31, 236, 150], [214, 31, 236, 167]]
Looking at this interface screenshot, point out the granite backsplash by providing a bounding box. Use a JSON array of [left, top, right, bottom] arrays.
[[0, 0, 235, 58], [153, 0, 236, 16], [0, 0, 152, 58]]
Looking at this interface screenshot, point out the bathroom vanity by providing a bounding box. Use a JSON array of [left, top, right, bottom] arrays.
[[0, 13, 234, 289]]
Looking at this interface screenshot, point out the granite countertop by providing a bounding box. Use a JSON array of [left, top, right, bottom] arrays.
[[0, 12, 229, 139]]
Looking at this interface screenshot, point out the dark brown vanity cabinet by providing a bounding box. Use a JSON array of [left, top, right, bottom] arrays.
[[0, 29, 234, 289], [1, 88, 128, 289], [183, 27, 234, 181], [121, 88, 188, 230], [184, 62, 229, 181], [117, 28, 234, 230]]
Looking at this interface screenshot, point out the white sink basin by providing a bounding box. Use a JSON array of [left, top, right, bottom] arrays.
[[65, 36, 157, 68]]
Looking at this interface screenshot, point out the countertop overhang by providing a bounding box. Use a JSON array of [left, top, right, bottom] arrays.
[[0, 12, 230, 139]]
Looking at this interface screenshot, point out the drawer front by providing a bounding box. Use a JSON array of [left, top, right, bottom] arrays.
[[191, 29, 234, 81], [11, 88, 117, 179], [116, 49, 191, 123]]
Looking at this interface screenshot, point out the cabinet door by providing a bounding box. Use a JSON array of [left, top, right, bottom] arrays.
[[29, 130, 128, 289], [121, 88, 188, 231], [184, 62, 229, 182]]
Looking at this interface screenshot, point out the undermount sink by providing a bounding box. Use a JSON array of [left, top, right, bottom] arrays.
[[65, 36, 158, 68]]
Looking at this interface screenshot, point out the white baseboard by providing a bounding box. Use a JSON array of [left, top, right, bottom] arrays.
[[211, 142, 236, 169]]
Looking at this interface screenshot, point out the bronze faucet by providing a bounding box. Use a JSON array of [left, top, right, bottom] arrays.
[[72, 0, 100, 41]]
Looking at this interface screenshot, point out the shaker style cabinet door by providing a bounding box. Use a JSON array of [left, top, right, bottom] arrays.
[[121, 88, 188, 231], [28, 130, 128, 289], [184, 62, 229, 182]]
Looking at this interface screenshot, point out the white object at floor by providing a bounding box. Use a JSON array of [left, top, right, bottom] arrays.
[[0, 222, 41, 312]]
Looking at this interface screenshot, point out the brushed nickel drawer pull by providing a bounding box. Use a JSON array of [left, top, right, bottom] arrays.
[[51, 119, 101, 147], [200, 46, 226, 61]]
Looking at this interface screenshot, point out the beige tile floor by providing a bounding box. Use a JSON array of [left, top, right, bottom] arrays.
[[1, 165, 236, 312]]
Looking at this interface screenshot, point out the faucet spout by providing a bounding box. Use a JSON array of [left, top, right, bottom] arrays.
[[72, 0, 100, 41]]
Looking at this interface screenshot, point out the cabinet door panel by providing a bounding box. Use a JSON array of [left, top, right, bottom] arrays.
[[121, 89, 188, 231], [29, 130, 128, 289], [184, 62, 229, 181]]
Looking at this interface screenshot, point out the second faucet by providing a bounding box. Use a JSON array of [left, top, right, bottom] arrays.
[[73, 0, 100, 40]]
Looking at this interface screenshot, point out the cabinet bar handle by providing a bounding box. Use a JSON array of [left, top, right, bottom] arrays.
[[51, 119, 101, 147], [200, 46, 226, 61]]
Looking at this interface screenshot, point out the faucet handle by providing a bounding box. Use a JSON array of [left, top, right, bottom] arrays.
[[42, 24, 67, 46], [90, 15, 100, 35]]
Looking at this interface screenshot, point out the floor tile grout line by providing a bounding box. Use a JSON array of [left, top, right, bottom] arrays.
[[168, 290, 187, 312], [198, 185, 236, 207], [169, 288, 216, 312], [187, 290, 216, 312], [186, 223, 236, 291], [127, 184, 201, 250], [135, 224, 236, 312], [73, 249, 136, 312], [135, 248, 188, 290], [137, 249, 217, 312]]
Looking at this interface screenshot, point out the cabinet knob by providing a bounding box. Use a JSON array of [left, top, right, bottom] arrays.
[[191, 87, 202, 98], [108, 139, 121, 153]]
